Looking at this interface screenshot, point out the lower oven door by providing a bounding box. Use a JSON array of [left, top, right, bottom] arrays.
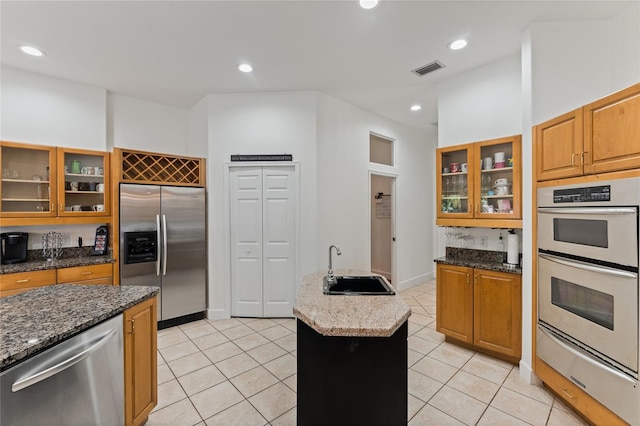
[[538, 253, 638, 373]]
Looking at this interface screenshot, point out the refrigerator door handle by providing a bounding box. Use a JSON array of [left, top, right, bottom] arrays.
[[156, 214, 161, 276], [162, 214, 168, 276]]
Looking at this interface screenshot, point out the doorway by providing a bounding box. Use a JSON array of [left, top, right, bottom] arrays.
[[229, 165, 297, 318], [371, 174, 395, 282]]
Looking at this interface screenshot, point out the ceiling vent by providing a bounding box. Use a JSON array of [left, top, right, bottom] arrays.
[[411, 60, 445, 77]]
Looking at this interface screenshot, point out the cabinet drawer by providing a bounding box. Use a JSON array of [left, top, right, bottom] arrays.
[[69, 277, 113, 286], [56, 263, 112, 284], [0, 270, 56, 293]]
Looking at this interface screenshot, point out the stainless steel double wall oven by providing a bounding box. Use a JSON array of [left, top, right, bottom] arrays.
[[537, 177, 639, 424]]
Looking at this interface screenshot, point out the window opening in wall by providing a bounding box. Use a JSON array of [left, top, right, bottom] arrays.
[[369, 134, 394, 166]]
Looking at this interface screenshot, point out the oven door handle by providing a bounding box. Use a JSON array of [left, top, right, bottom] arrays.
[[539, 253, 638, 279], [538, 325, 636, 386], [537, 207, 637, 215]]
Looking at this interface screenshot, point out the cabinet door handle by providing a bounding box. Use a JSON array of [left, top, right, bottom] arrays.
[[127, 318, 135, 335], [466, 274, 470, 284], [582, 151, 589, 165], [16, 279, 30, 283], [81, 271, 92, 276], [562, 388, 576, 400], [51, 203, 56, 212], [571, 153, 579, 166]]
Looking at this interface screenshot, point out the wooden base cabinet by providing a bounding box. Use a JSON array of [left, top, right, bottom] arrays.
[[56, 263, 113, 285], [0, 269, 56, 297], [535, 358, 627, 426], [124, 296, 158, 426], [436, 263, 522, 362], [435, 264, 473, 343]]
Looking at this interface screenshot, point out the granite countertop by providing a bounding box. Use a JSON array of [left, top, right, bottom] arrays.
[[0, 284, 159, 371], [434, 247, 522, 275], [293, 270, 411, 338], [1, 247, 114, 275]]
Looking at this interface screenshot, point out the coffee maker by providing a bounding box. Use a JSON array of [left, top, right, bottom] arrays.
[[1, 232, 29, 265]]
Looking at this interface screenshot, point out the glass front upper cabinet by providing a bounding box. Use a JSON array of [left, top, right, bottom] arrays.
[[57, 148, 110, 217], [0, 142, 57, 217], [474, 135, 521, 220], [436, 135, 522, 227], [436, 143, 474, 219]]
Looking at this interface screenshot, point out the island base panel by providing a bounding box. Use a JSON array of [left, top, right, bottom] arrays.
[[297, 319, 408, 426]]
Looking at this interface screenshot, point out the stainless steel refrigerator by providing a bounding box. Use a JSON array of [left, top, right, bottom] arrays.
[[120, 184, 206, 325]]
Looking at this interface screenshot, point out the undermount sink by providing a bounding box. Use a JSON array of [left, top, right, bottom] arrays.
[[323, 275, 395, 295]]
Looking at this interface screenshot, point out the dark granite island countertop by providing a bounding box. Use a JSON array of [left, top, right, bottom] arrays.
[[434, 247, 522, 275], [0, 284, 159, 370], [0, 252, 115, 275], [293, 269, 411, 337]]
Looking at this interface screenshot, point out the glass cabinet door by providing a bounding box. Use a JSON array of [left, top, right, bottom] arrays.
[[436, 144, 474, 218], [58, 148, 110, 216], [474, 135, 521, 219], [0, 142, 56, 217]]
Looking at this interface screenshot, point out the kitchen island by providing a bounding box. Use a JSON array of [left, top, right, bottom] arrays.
[[294, 270, 411, 426], [1, 284, 159, 426]]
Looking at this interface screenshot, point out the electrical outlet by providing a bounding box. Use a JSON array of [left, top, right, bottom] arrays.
[[60, 233, 71, 247], [480, 236, 488, 247]]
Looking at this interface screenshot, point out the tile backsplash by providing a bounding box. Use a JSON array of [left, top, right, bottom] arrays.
[[2, 224, 107, 250], [437, 227, 521, 258]]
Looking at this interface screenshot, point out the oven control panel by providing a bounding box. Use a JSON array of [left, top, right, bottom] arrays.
[[553, 185, 611, 203]]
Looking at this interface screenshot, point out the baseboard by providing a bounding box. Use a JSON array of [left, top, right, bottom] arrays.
[[519, 359, 540, 385], [207, 308, 230, 320], [396, 271, 435, 291]]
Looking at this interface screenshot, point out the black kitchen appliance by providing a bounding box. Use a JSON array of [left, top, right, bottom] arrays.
[[123, 231, 157, 264], [1, 232, 29, 265]]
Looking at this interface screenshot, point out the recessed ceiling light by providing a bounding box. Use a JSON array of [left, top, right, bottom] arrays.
[[238, 63, 253, 73], [410, 104, 422, 111], [448, 39, 468, 50], [359, 0, 378, 9], [19, 45, 44, 57]]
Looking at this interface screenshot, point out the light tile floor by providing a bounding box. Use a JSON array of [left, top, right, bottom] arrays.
[[148, 280, 589, 426]]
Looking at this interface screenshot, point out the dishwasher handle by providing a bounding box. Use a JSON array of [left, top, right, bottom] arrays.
[[12, 327, 118, 392]]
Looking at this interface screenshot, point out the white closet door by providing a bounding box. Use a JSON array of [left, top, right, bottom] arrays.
[[230, 165, 296, 318], [231, 167, 263, 317], [262, 167, 295, 317]]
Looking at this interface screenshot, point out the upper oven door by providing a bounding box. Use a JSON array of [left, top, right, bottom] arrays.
[[537, 206, 638, 268], [538, 253, 638, 373]]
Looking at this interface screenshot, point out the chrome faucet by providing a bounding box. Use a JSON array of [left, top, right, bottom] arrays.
[[327, 245, 342, 285]]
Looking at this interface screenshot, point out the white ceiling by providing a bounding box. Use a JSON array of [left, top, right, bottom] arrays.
[[1, 1, 633, 131]]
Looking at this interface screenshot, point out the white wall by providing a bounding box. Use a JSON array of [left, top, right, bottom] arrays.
[[187, 97, 210, 159], [316, 93, 435, 291], [1, 66, 106, 149], [530, 4, 639, 125], [610, 2, 640, 89], [203, 91, 318, 319], [437, 54, 523, 147], [107, 93, 191, 155], [201, 90, 435, 318]]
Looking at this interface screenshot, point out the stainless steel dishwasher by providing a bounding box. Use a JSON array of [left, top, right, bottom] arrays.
[[1, 314, 124, 426]]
